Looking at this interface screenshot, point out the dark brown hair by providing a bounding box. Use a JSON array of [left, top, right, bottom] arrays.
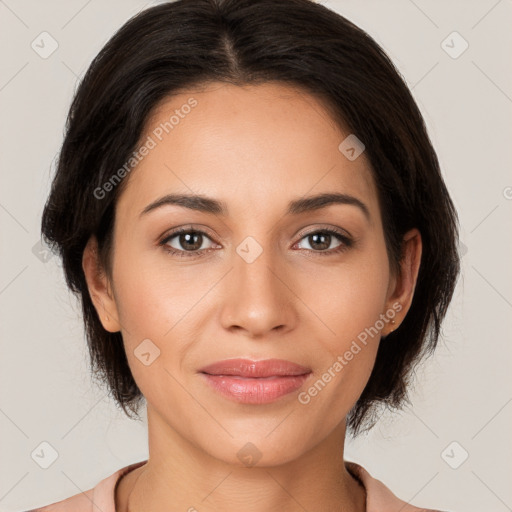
[[41, 0, 460, 436]]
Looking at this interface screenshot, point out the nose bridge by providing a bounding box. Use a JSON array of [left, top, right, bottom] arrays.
[[219, 233, 296, 336]]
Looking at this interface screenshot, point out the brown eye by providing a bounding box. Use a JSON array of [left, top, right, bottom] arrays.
[[304, 232, 335, 251], [175, 231, 204, 251], [296, 229, 352, 254], [160, 229, 217, 256]]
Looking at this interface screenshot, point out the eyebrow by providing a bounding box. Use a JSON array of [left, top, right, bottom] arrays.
[[139, 192, 370, 220]]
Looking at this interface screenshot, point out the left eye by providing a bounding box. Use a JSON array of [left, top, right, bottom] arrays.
[[295, 230, 348, 252]]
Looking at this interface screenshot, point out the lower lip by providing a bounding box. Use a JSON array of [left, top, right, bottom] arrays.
[[201, 373, 311, 404]]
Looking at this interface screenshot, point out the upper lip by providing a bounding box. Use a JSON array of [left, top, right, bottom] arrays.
[[199, 358, 311, 378]]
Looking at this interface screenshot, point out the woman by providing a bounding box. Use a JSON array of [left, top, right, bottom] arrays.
[[30, 0, 460, 510]]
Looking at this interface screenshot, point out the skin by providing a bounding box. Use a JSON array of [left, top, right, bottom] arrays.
[[82, 82, 422, 512]]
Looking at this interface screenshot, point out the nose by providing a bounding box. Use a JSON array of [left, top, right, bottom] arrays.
[[219, 241, 298, 338]]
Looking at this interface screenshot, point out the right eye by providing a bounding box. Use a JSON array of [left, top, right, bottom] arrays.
[[159, 228, 219, 258]]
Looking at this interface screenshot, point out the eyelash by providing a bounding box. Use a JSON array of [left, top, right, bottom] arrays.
[[158, 226, 354, 259]]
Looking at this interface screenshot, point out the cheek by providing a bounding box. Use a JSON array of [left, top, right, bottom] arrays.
[[110, 250, 221, 382], [112, 244, 209, 336], [300, 248, 390, 353], [294, 243, 390, 408]]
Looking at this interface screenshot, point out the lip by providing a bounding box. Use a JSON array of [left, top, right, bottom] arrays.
[[199, 358, 311, 377], [199, 358, 312, 404]]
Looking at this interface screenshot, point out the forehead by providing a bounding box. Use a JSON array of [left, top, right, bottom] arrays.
[[116, 82, 379, 222]]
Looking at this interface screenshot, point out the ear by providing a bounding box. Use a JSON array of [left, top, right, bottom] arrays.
[[383, 228, 422, 336], [82, 236, 121, 333]]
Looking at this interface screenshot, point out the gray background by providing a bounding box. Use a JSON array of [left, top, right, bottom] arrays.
[[1, 1, 511, 511]]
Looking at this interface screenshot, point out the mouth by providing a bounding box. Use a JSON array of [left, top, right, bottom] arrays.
[[198, 358, 312, 404]]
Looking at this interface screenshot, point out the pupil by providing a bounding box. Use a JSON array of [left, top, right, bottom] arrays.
[[181, 232, 201, 250], [311, 233, 330, 250]]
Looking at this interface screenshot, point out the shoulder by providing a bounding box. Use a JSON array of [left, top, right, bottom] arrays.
[[25, 460, 148, 512], [345, 461, 452, 512]]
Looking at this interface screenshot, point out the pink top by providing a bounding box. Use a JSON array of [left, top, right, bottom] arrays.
[[27, 460, 449, 511]]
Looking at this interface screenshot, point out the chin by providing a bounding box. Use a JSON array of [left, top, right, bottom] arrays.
[[197, 425, 317, 469]]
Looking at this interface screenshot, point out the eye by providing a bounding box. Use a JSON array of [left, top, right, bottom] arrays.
[[294, 228, 353, 255], [159, 228, 218, 258]]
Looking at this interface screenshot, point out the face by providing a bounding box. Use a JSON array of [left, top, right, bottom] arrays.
[[84, 82, 421, 466]]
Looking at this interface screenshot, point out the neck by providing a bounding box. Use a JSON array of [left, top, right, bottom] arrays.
[[116, 406, 366, 512]]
